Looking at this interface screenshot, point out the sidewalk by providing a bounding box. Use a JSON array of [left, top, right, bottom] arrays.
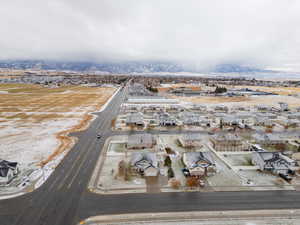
[[81, 209, 300, 225]]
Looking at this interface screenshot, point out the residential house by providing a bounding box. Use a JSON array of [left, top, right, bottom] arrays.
[[221, 116, 241, 127], [232, 105, 250, 112], [179, 133, 203, 148], [180, 112, 201, 126], [211, 133, 248, 151], [287, 112, 300, 120], [254, 117, 275, 127], [235, 112, 255, 126], [252, 152, 297, 176], [127, 98, 179, 104], [280, 119, 300, 128], [125, 112, 144, 127], [279, 102, 289, 111], [155, 112, 178, 126], [256, 104, 272, 112], [188, 104, 207, 112], [166, 105, 183, 113], [256, 113, 278, 119], [142, 105, 164, 113], [121, 104, 140, 113], [183, 152, 216, 177], [127, 134, 156, 149], [252, 134, 285, 146], [128, 83, 153, 96], [214, 105, 229, 113], [0, 160, 19, 185], [130, 152, 159, 176]]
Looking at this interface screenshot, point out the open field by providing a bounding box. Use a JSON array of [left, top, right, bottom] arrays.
[[160, 84, 300, 107], [226, 85, 300, 96], [171, 93, 300, 108], [0, 84, 116, 166], [157, 83, 202, 92]]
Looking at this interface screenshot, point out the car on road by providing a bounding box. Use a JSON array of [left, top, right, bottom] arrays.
[[97, 134, 102, 139]]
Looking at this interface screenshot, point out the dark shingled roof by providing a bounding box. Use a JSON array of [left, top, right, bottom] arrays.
[[0, 160, 18, 177]]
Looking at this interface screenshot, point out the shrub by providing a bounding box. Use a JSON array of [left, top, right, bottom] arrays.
[[164, 156, 172, 167], [186, 177, 199, 188], [168, 168, 175, 178], [169, 178, 181, 189], [214, 86, 227, 94]]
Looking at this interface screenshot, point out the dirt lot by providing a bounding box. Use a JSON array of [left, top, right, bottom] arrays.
[[0, 84, 116, 165]]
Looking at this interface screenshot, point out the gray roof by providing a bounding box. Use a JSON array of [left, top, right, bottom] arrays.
[[213, 133, 242, 141], [126, 112, 143, 124], [130, 152, 158, 168], [253, 133, 281, 142], [183, 152, 215, 168], [253, 152, 295, 164], [182, 133, 202, 141], [0, 160, 18, 178], [128, 134, 154, 146], [215, 105, 228, 110], [156, 112, 177, 122]]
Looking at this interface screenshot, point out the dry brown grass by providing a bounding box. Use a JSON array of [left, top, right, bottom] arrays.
[[226, 85, 300, 96], [0, 84, 116, 165], [40, 114, 95, 166], [171, 95, 249, 104], [33, 114, 65, 123], [172, 94, 300, 107], [0, 84, 115, 114], [157, 83, 201, 93], [0, 76, 19, 79]]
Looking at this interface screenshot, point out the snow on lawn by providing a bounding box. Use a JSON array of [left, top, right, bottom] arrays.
[[0, 118, 79, 164], [0, 84, 118, 197], [0, 85, 116, 165]]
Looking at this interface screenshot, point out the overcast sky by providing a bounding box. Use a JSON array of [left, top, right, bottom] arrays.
[[1, 0, 300, 70]]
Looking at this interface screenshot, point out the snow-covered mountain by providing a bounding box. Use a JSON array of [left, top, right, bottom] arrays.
[[0, 60, 269, 74]]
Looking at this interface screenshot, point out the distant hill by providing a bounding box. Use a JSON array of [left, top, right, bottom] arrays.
[[214, 64, 269, 73], [0, 60, 269, 74]]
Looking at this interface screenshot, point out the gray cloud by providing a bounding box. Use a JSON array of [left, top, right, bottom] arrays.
[[1, 0, 300, 70]]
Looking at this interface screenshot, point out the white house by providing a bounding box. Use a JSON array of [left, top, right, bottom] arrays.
[[183, 152, 216, 177], [252, 152, 297, 176]]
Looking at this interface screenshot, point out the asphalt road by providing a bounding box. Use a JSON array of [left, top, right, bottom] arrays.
[[1, 86, 300, 225]]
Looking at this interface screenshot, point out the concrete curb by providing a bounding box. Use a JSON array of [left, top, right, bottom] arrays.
[[80, 209, 300, 224]]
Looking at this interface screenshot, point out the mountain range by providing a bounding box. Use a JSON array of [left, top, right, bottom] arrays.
[[0, 60, 270, 74]]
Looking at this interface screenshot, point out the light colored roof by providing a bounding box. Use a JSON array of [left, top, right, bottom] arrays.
[[253, 152, 295, 164], [183, 152, 215, 168], [130, 152, 158, 168], [182, 133, 202, 141], [213, 133, 242, 141], [128, 134, 154, 146], [127, 98, 179, 104], [126, 113, 143, 123], [253, 133, 282, 142]]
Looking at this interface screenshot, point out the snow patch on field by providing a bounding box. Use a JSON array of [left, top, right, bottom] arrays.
[[0, 118, 79, 164]]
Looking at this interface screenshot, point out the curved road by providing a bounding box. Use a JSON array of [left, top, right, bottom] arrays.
[[1, 86, 300, 225]]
